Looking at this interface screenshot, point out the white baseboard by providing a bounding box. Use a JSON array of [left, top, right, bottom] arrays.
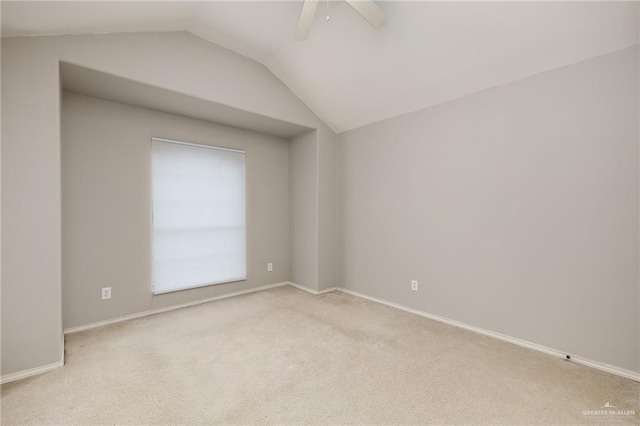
[[1, 360, 64, 385], [336, 287, 640, 383], [64, 281, 289, 334], [64, 310, 152, 335], [63, 281, 333, 335], [17, 282, 636, 385], [287, 282, 337, 295], [287, 281, 318, 294]]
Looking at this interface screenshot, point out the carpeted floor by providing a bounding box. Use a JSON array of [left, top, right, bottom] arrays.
[[1, 285, 638, 425]]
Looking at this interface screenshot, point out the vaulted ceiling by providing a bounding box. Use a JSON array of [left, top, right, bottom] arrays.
[[2, 1, 638, 133]]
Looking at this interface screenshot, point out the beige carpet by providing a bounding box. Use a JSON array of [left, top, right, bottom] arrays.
[[1, 286, 638, 425]]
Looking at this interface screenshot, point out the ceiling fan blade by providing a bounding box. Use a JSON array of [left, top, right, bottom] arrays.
[[294, 0, 320, 40], [344, 0, 387, 27]]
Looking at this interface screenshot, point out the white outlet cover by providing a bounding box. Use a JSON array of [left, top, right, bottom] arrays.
[[101, 287, 111, 300], [411, 280, 418, 291], [267, 263, 273, 272]]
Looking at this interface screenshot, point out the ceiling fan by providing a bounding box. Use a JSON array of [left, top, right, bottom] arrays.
[[294, 0, 387, 40]]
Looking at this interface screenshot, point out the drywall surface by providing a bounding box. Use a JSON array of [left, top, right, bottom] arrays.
[[338, 46, 640, 373], [289, 126, 338, 292], [1, 38, 64, 376], [60, 62, 314, 139], [54, 32, 320, 128], [61, 93, 289, 328], [1, 32, 335, 378], [318, 128, 338, 290], [289, 130, 318, 291]]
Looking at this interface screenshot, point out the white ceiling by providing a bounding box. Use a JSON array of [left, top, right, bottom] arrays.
[[2, 1, 639, 133]]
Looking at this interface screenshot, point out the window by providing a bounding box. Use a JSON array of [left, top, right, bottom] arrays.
[[151, 138, 246, 294]]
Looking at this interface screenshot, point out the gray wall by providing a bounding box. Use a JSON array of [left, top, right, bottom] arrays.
[[1, 37, 63, 374], [318, 128, 338, 290], [61, 92, 290, 328], [1, 32, 336, 377], [289, 131, 318, 291], [338, 46, 640, 373], [289, 127, 339, 292]]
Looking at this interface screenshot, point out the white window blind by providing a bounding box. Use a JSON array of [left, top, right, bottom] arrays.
[[152, 138, 246, 295]]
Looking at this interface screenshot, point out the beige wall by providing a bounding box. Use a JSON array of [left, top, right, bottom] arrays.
[[289, 127, 339, 292], [289, 131, 318, 291], [1, 37, 63, 375], [1, 32, 336, 377], [318, 129, 338, 290], [61, 92, 290, 328], [338, 46, 640, 373]]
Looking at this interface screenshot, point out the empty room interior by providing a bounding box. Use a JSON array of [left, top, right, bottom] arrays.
[[1, 1, 639, 424]]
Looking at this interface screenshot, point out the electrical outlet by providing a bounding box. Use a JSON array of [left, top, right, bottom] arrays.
[[101, 287, 111, 300], [267, 262, 273, 272], [411, 280, 418, 291]]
